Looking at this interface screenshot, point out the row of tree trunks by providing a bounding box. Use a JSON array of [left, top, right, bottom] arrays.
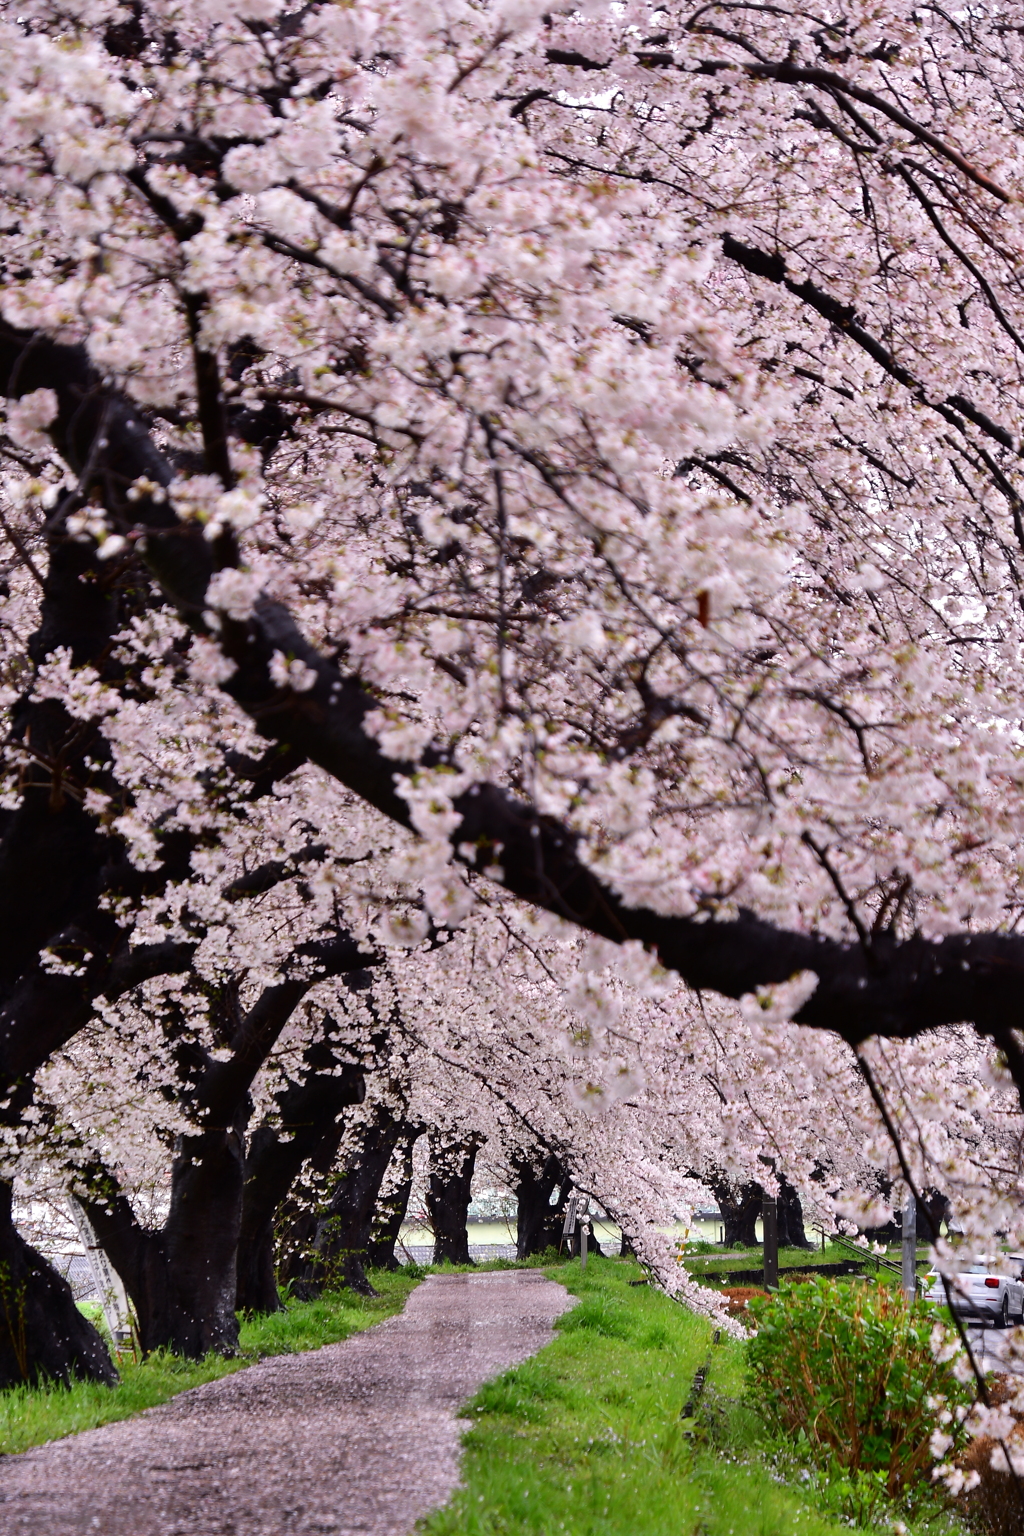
[[709, 1172, 814, 1250], [425, 1133, 482, 1266], [75, 959, 370, 1357], [367, 1130, 421, 1270], [287, 1109, 413, 1297], [236, 1057, 367, 1313], [283, 1125, 485, 1291]]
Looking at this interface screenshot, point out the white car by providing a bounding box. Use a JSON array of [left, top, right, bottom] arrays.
[[923, 1259, 1024, 1326]]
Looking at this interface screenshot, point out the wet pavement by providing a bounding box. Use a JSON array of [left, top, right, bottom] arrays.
[[0, 1270, 571, 1535], [967, 1322, 1024, 1377]]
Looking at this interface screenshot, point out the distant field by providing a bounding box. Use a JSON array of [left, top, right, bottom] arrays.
[[397, 1217, 721, 1253]]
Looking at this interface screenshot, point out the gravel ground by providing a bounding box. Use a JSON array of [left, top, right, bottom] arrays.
[[0, 1270, 570, 1535]]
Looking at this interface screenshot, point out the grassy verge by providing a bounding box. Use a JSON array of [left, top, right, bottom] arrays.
[[0, 1269, 418, 1456], [422, 1257, 961, 1536]]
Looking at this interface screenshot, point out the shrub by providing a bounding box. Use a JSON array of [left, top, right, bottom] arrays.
[[746, 1277, 973, 1509]]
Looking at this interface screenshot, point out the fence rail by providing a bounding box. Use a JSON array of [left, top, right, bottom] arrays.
[[812, 1226, 903, 1277]]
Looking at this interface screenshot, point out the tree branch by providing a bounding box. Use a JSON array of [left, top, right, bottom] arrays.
[[6, 322, 1024, 1058]]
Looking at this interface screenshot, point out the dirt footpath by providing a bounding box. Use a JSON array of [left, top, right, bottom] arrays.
[[0, 1270, 570, 1535]]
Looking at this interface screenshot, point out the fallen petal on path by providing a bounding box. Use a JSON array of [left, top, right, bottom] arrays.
[[0, 1271, 571, 1535]]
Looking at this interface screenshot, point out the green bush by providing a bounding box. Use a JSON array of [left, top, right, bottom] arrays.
[[747, 1277, 973, 1512]]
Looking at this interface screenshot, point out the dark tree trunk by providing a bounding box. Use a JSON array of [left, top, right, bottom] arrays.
[[0, 1183, 116, 1389], [367, 1130, 421, 1270], [710, 1178, 763, 1247], [777, 1176, 814, 1249], [236, 1063, 365, 1313], [85, 1117, 247, 1358], [87, 966, 371, 1346], [308, 1112, 407, 1295], [513, 1152, 572, 1259], [916, 1187, 950, 1241], [275, 1208, 321, 1298], [752, 1156, 814, 1249], [425, 1133, 480, 1266]]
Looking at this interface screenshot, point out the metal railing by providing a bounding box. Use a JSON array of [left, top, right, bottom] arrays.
[[811, 1224, 903, 1277]]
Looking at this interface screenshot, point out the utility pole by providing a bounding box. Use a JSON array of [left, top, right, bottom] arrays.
[[901, 1193, 917, 1300], [762, 1196, 779, 1290]]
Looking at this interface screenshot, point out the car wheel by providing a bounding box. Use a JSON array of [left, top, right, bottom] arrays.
[[1000, 1294, 1010, 1328]]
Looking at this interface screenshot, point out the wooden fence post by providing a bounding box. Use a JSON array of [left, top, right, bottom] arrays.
[[762, 1197, 779, 1291]]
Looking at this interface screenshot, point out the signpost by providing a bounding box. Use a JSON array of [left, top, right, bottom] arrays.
[[762, 1196, 779, 1291], [561, 1191, 579, 1253], [560, 1190, 590, 1267]]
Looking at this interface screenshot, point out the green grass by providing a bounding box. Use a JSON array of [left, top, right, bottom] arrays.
[[0, 1269, 418, 1456], [683, 1241, 895, 1269], [408, 1255, 558, 1277], [681, 1243, 934, 1288], [421, 1257, 959, 1536]]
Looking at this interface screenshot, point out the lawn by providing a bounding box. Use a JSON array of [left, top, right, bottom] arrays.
[[0, 1269, 418, 1455], [680, 1240, 931, 1277], [2, 1256, 969, 1536], [422, 1256, 963, 1536]]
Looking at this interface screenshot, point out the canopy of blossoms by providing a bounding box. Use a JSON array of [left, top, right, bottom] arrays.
[[3, 0, 1024, 1463]]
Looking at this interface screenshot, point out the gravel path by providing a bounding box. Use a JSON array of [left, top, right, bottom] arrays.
[[0, 1270, 571, 1535]]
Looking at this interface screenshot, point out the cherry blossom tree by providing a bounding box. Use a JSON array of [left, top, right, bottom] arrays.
[[5, 6, 1024, 1466], [2, 0, 1021, 1049]]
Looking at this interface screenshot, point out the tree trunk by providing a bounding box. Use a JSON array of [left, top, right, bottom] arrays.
[[85, 1118, 246, 1358], [0, 1183, 116, 1389], [710, 1178, 762, 1247], [234, 1124, 289, 1316], [916, 1187, 950, 1242], [367, 1130, 421, 1270], [275, 1208, 321, 1299], [236, 1063, 365, 1313], [425, 1133, 480, 1266], [513, 1152, 571, 1259], [308, 1112, 407, 1295], [777, 1176, 814, 1249]]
